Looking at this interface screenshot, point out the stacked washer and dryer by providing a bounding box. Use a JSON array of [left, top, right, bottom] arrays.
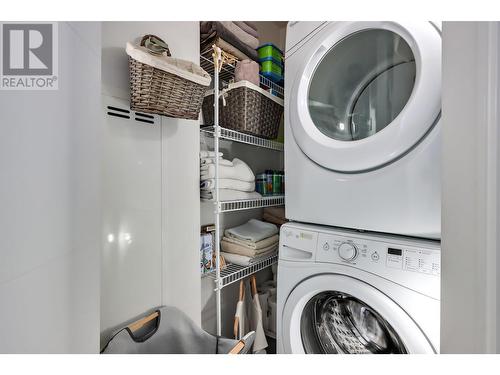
[[278, 22, 442, 354]]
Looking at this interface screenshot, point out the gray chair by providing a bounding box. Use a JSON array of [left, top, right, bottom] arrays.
[[102, 306, 255, 354]]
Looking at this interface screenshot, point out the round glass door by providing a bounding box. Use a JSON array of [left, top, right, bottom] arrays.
[[308, 29, 416, 141], [289, 22, 442, 172], [300, 291, 407, 354]]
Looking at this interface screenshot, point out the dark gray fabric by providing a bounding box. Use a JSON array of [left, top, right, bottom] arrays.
[[102, 306, 254, 354], [200, 22, 259, 61]]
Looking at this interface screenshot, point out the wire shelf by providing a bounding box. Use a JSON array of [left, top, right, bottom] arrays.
[[200, 48, 284, 99], [207, 254, 278, 290], [219, 195, 285, 213], [201, 125, 284, 152]]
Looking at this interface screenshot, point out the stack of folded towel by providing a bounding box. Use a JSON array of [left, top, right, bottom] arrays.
[[262, 207, 287, 227], [221, 219, 279, 266], [200, 21, 259, 62], [200, 152, 261, 201]]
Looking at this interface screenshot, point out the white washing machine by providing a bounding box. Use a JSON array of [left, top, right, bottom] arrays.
[[277, 222, 440, 354], [285, 22, 441, 239]]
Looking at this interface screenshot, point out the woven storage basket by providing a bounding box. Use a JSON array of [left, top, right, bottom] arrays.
[[202, 80, 284, 139], [126, 36, 211, 120]]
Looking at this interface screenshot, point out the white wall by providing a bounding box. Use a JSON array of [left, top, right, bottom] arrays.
[[441, 22, 500, 353], [100, 22, 201, 344], [0, 22, 102, 353]]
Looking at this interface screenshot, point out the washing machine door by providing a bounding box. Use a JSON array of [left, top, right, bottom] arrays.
[[282, 274, 435, 353], [289, 21, 441, 172]]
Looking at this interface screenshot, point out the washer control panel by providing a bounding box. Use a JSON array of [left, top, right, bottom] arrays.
[[316, 233, 440, 274], [312, 229, 440, 298], [280, 224, 440, 299]]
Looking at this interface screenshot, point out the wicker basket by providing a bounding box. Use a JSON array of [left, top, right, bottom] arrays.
[[202, 80, 284, 139], [126, 36, 211, 120]]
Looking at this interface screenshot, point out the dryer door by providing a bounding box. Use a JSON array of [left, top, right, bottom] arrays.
[[289, 21, 441, 172], [281, 274, 435, 353]]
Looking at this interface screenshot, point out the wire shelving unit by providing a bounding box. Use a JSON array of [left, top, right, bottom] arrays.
[[200, 126, 284, 152], [202, 46, 284, 336], [200, 48, 284, 99]]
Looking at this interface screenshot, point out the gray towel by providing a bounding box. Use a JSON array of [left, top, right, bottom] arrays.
[[200, 21, 259, 61]]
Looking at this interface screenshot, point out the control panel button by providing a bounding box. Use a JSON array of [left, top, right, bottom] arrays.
[[338, 242, 358, 262], [322, 242, 330, 251], [371, 251, 380, 261]]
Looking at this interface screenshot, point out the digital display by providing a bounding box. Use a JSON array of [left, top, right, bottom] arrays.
[[388, 248, 402, 256]]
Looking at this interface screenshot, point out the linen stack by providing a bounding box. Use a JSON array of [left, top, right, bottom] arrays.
[[200, 153, 261, 201], [200, 21, 260, 62], [221, 219, 279, 266]]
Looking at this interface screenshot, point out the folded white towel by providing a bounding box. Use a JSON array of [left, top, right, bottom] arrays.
[[200, 178, 255, 192], [200, 158, 255, 182], [225, 219, 279, 243], [200, 158, 233, 166], [200, 150, 223, 158], [201, 189, 261, 201], [222, 250, 277, 267], [222, 234, 279, 250]]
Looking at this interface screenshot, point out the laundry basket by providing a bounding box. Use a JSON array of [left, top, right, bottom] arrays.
[[102, 306, 255, 354], [202, 80, 284, 139], [126, 35, 212, 120]]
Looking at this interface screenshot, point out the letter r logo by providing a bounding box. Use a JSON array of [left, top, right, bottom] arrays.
[[2, 23, 53, 75]]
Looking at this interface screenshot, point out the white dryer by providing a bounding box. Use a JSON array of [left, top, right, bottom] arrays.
[[277, 222, 440, 354], [285, 22, 441, 239]]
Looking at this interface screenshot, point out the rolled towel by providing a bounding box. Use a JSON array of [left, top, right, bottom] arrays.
[[201, 189, 261, 201], [200, 178, 255, 192], [200, 158, 233, 166], [222, 234, 279, 250], [200, 150, 223, 158], [225, 219, 278, 243], [200, 158, 255, 182]]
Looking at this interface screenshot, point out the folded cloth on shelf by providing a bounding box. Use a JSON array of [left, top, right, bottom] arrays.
[[200, 150, 223, 158], [262, 207, 287, 226], [200, 158, 255, 182], [262, 212, 287, 227], [264, 207, 285, 219], [221, 240, 278, 258], [200, 157, 233, 166], [234, 21, 259, 39], [200, 22, 259, 61], [201, 21, 259, 49], [201, 189, 261, 201], [221, 250, 277, 267], [200, 178, 255, 192], [225, 219, 278, 243], [222, 234, 279, 250]]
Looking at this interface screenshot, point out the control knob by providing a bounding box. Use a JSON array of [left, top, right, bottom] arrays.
[[338, 242, 358, 262]]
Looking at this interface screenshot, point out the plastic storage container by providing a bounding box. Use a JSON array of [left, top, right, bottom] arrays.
[[259, 56, 283, 83], [257, 43, 283, 63]]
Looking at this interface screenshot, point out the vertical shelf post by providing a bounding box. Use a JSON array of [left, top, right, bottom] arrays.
[[212, 45, 222, 336]]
